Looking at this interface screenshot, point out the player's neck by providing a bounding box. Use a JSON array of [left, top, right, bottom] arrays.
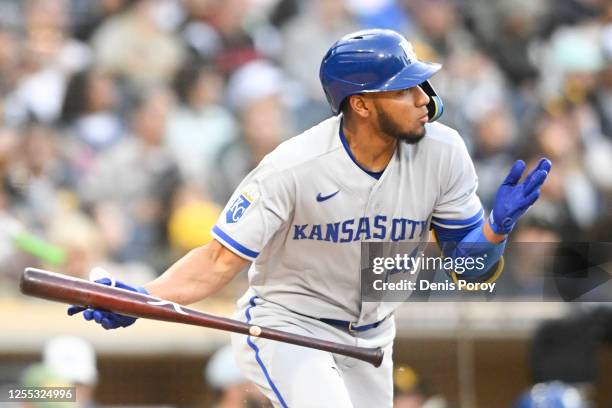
[[342, 121, 397, 173]]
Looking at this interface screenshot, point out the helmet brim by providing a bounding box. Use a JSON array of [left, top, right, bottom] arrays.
[[365, 60, 442, 94]]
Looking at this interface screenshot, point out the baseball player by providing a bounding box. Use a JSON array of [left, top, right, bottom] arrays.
[[69, 29, 551, 407]]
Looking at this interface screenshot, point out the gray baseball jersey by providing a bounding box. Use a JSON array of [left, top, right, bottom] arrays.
[[212, 115, 483, 325]]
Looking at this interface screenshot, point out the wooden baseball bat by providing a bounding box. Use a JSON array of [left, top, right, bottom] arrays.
[[20, 268, 384, 367]]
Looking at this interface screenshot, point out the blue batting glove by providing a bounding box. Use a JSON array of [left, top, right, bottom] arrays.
[[67, 278, 148, 330], [490, 158, 552, 235]]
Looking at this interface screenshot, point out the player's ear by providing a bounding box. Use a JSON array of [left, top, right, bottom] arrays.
[[349, 95, 370, 118]]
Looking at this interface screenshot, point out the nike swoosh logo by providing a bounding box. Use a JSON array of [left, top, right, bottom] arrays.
[[316, 190, 340, 202]]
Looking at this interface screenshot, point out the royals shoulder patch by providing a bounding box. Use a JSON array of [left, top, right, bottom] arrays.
[[225, 184, 259, 224]]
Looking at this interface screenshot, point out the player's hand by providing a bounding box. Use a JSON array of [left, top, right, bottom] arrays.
[[67, 277, 148, 330], [490, 158, 552, 235]]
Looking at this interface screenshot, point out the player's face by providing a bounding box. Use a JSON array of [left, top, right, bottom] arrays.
[[371, 86, 430, 144]]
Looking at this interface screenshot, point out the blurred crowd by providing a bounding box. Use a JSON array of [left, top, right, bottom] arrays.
[[10, 335, 270, 408], [0, 0, 611, 290]]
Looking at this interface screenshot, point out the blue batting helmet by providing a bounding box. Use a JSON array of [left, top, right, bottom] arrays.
[[514, 382, 589, 408], [319, 29, 444, 122]]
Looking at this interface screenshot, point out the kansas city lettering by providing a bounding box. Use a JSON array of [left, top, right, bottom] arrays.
[[293, 216, 427, 242]]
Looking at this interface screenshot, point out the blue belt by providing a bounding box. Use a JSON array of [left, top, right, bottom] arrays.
[[320, 317, 386, 333]]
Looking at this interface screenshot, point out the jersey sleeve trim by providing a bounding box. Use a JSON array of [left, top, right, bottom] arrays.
[[431, 208, 484, 228], [212, 225, 259, 261], [431, 218, 484, 243]]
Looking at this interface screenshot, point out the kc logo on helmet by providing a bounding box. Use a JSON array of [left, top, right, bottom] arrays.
[[399, 40, 416, 62]]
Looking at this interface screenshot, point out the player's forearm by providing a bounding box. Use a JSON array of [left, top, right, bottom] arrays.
[[483, 221, 506, 244], [144, 240, 247, 305], [449, 222, 506, 278]]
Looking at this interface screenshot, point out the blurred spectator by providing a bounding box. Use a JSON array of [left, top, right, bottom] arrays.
[[0, 128, 19, 202], [539, 24, 604, 103], [205, 344, 269, 408], [514, 382, 591, 408], [79, 88, 181, 269], [405, 0, 474, 58], [0, 1, 22, 32], [525, 116, 602, 240], [539, 0, 607, 38], [526, 308, 612, 398], [4, 123, 70, 231], [393, 365, 447, 408], [503, 218, 562, 298], [485, 0, 542, 87], [165, 61, 237, 190], [46, 207, 155, 283], [60, 69, 124, 152], [20, 335, 98, 408], [282, 0, 357, 99], [167, 183, 221, 254], [43, 336, 97, 387], [69, 0, 133, 42], [268, 0, 300, 29], [433, 48, 508, 143], [20, 365, 76, 408], [179, 0, 262, 76], [281, 0, 357, 129], [346, 0, 410, 32], [0, 28, 21, 96], [211, 60, 289, 203], [91, 0, 185, 90], [5, 0, 91, 125], [47, 208, 104, 279], [595, 25, 612, 138], [472, 106, 517, 208]]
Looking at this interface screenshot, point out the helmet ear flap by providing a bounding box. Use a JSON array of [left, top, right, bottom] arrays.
[[419, 81, 444, 122]]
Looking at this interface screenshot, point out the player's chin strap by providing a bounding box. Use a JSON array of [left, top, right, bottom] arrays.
[[419, 81, 444, 123]]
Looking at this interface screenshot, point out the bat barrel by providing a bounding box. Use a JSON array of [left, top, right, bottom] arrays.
[[258, 326, 384, 367], [21, 267, 78, 302], [366, 348, 384, 367], [20, 268, 384, 367]]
